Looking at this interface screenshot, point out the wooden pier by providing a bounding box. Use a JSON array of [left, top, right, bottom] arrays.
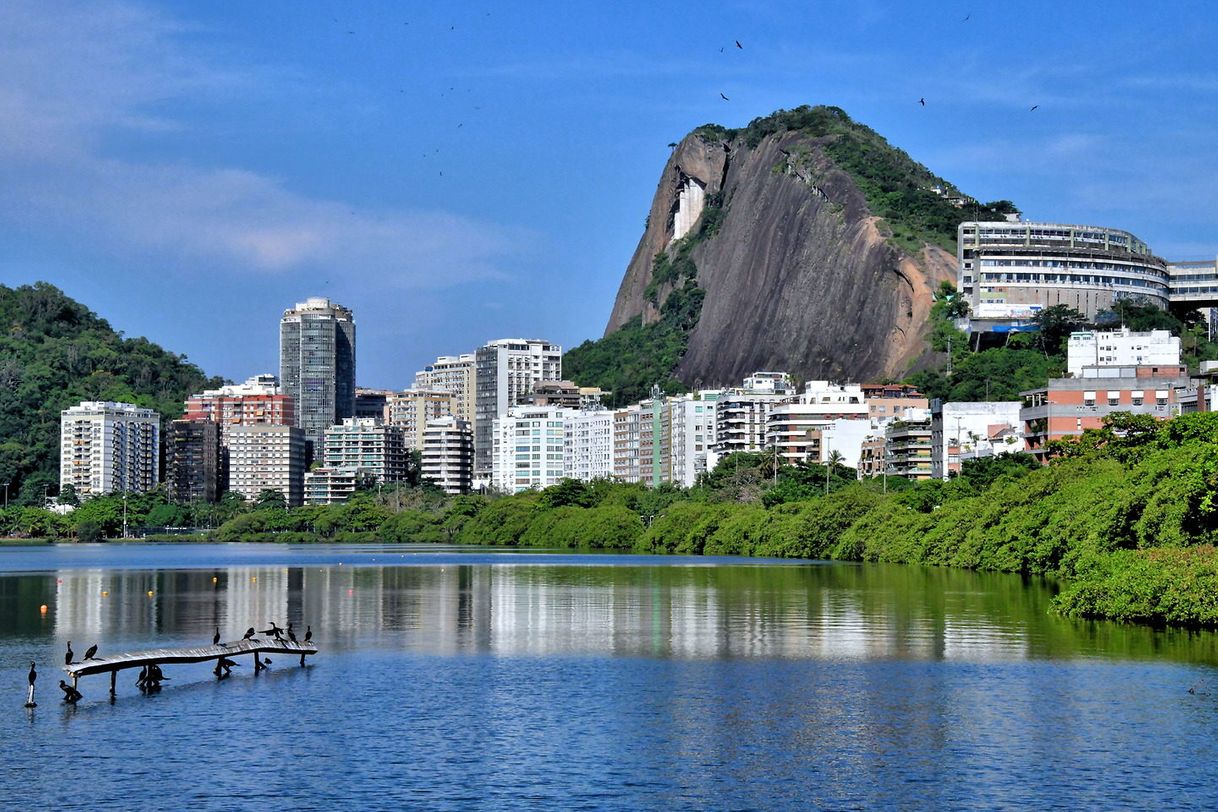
[[59, 637, 318, 698]]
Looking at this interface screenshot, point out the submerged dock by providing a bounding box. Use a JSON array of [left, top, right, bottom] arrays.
[[60, 637, 318, 698]]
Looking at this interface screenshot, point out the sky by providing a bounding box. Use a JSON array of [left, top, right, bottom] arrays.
[[0, 0, 1216, 389]]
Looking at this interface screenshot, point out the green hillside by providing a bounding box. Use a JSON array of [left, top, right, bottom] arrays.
[[0, 282, 223, 504]]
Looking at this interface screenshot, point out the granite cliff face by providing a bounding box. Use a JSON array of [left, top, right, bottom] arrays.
[[600, 107, 964, 388]]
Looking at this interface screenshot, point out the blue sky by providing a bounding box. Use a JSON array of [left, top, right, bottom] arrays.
[[1, 0, 1215, 388]]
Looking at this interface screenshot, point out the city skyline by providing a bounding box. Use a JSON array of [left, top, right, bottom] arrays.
[[1, 1, 1216, 388]]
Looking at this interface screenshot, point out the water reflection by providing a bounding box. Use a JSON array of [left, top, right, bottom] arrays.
[[1, 552, 1215, 665]]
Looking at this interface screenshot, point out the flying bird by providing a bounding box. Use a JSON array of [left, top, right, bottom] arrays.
[[213, 627, 221, 646], [735, 39, 742, 48], [919, 98, 926, 106], [83, 643, 98, 661], [65, 642, 73, 666], [720, 92, 730, 101], [963, 14, 970, 21], [1030, 105, 1039, 111]]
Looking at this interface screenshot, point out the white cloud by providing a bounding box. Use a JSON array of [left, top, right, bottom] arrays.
[[0, 0, 529, 285]]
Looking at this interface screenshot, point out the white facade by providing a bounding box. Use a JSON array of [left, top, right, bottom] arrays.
[[741, 371, 795, 396], [671, 176, 706, 243], [715, 393, 790, 455], [930, 401, 1024, 480], [669, 392, 720, 487], [413, 353, 475, 423], [1066, 327, 1181, 377], [422, 416, 473, 495], [612, 405, 642, 483], [227, 424, 305, 507], [60, 401, 160, 497], [321, 417, 408, 484], [563, 409, 615, 482], [491, 406, 571, 493], [474, 339, 562, 480], [194, 374, 281, 398], [767, 382, 870, 466]]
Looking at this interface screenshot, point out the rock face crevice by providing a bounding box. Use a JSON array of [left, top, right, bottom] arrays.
[[605, 128, 955, 386]]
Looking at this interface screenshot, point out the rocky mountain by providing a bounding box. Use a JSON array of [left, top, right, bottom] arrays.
[[566, 105, 1015, 401]]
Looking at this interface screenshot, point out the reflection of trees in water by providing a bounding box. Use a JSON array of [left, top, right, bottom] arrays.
[[7, 561, 1218, 665]]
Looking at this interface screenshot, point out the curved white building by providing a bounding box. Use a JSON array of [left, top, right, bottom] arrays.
[[958, 221, 1169, 322]]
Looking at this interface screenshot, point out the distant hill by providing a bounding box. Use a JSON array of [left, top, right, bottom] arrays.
[[0, 282, 223, 503], [565, 105, 1015, 403]]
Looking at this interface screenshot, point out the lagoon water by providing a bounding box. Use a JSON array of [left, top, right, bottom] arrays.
[[3, 543, 1218, 809]]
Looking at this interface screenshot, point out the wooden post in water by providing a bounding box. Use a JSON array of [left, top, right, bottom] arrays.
[[254, 652, 262, 673], [72, 674, 80, 701], [109, 670, 117, 698], [299, 652, 306, 667]]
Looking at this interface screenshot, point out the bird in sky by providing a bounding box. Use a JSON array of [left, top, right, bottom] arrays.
[[720, 92, 730, 101], [1030, 105, 1039, 111], [735, 39, 743, 48], [83, 643, 98, 661], [719, 47, 724, 53], [963, 14, 970, 21], [919, 98, 926, 106]]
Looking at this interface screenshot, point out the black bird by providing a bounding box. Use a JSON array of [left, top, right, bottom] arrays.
[[1029, 105, 1039, 111], [719, 92, 730, 101], [304, 625, 312, 643], [735, 39, 742, 49], [59, 680, 81, 703], [213, 627, 221, 646], [28, 662, 36, 686], [65, 641, 73, 666], [260, 622, 283, 637], [719, 46, 724, 53], [963, 14, 970, 21], [83, 643, 98, 661], [243, 627, 256, 640], [919, 97, 926, 106], [263, 657, 272, 667], [288, 626, 298, 644]]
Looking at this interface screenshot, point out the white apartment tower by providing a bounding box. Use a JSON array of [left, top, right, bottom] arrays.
[[474, 339, 562, 480], [387, 389, 457, 450], [564, 409, 615, 482], [491, 406, 570, 493], [422, 416, 474, 495], [60, 401, 160, 497]]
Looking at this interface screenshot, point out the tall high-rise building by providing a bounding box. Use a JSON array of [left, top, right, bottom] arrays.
[[474, 339, 561, 480], [164, 419, 221, 503], [387, 389, 457, 449], [227, 424, 305, 507], [421, 416, 474, 495], [60, 401, 160, 497], [413, 353, 476, 422], [279, 297, 356, 453]]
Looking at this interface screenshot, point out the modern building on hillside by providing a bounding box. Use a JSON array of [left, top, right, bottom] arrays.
[[863, 384, 929, 422], [1020, 366, 1190, 461], [183, 374, 294, 446], [957, 221, 1170, 325], [1066, 328, 1181, 377], [526, 380, 609, 410], [741, 371, 796, 396], [60, 401, 160, 497], [930, 400, 1024, 479], [413, 353, 476, 423], [490, 405, 570, 493], [474, 339, 562, 481], [421, 417, 473, 495], [279, 297, 356, 453], [767, 382, 869, 465], [164, 419, 221, 503], [320, 418, 409, 484], [227, 424, 305, 507], [1167, 258, 1218, 310], [564, 409, 615, 483], [387, 389, 456, 449]]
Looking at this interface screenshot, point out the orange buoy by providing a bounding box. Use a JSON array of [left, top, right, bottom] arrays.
[[39, 604, 48, 614]]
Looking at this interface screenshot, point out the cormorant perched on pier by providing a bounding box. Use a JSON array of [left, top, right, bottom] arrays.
[[213, 627, 221, 646], [287, 624, 297, 644], [243, 627, 256, 640], [260, 622, 284, 640], [28, 662, 36, 686], [83, 643, 98, 661], [65, 641, 73, 666], [304, 625, 312, 643], [136, 666, 148, 688]]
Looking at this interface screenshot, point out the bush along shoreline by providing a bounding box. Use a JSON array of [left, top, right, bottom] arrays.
[[8, 412, 1218, 629]]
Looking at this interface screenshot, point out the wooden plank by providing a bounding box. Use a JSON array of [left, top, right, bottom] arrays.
[[62, 637, 318, 679]]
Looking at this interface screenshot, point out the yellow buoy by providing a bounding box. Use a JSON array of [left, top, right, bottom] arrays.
[[101, 591, 109, 597], [39, 604, 48, 614], [212, 576, 218, 584], [147, 590, 154, 597]]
